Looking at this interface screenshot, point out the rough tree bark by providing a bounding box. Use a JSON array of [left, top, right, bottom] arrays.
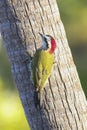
[[0, 0, 87, 130]]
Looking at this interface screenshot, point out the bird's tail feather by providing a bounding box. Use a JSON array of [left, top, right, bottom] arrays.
[[34, 90, 43, 109], [34, 90, 40, 109]]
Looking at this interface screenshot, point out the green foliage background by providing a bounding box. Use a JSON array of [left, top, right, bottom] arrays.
[[0, 0, 87, 129]]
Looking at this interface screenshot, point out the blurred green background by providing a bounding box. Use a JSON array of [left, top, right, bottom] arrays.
[[0, 0, 87, 130]]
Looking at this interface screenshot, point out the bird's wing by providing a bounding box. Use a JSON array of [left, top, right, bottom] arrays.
[[32, 50, 54, 91], [39, 62, 53, 90], [35, 62, 42, 90], [36, 51, 54, 91], [32, 50, 43, 90]]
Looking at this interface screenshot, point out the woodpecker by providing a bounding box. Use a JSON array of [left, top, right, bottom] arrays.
[[32, 33, 57, 108]]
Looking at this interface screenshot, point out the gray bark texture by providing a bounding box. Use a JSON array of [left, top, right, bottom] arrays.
[[0, 0, 87, 130]]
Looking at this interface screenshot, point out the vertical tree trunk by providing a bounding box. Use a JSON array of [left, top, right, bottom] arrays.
[[0, 0, 87, 130]]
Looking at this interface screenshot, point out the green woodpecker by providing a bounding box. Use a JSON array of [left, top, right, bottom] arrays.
[[32, 33, 57, 108]]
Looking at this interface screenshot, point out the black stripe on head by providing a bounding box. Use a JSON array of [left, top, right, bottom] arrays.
[[46, 35, 53, 39], [44, 37, 49, 48]]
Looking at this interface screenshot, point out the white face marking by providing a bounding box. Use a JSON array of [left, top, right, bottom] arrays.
[[45, 35, 51, 41], [47, 40, 51, 49], [45, 36, 51, 49]]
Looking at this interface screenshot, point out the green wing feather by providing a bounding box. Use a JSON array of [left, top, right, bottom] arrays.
[[32, 49, 54, 91]]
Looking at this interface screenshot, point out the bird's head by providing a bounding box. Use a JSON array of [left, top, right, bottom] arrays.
[[39, 33, 56, 54]]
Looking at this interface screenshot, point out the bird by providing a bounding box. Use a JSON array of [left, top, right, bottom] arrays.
[[32, 33, 57, 108]]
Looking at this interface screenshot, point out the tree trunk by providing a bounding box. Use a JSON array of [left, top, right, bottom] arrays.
[[0, 0, 87, 130]]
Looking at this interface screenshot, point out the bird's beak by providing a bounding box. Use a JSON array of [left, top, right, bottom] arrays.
[[39, 33, 46, 38], [39, 33, 43, 37]]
